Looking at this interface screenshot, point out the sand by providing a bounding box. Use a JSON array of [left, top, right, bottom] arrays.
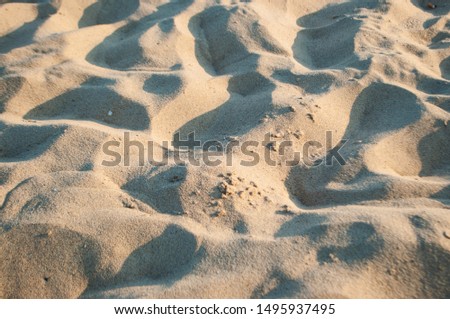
[[0, 0, 449, 298]]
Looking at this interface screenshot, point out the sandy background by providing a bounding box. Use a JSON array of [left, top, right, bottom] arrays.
[[0, 0, 449, 298]]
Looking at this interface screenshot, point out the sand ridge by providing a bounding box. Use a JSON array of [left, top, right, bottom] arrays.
[[0, 0, 449, 298]]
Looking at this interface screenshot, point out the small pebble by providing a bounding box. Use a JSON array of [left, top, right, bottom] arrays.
[[216, 209, 226, 217], [123, 201, 136, 209], [306, 113, 315, 122], [267, 142, 278, 152], [226, 176, 239, 186], [271, 131, 284, 138], [293, 130, 304, 139]]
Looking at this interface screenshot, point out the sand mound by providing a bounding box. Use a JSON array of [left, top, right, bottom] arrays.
[[0, 0, 449, 298], [192, 5, 287, 74], [78, 0, 140, 28], [25, 85, 151, 130]]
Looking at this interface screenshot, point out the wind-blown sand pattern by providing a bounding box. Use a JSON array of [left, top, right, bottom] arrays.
[[0, 0, 449, 298]]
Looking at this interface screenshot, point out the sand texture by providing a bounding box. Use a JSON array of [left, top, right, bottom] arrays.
[[0, 0, 450, 298]]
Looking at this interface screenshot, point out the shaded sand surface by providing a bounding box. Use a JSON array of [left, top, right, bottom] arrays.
[[0, 0, 449, 298]]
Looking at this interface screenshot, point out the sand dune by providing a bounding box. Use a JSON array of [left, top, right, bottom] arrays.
[[0, 0, 449, 298]]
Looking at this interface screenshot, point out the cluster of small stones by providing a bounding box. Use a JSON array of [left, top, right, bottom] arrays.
[[210, 172, 266, 217], [209, 172, 297, 218], [266, 129, 304, 153]]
